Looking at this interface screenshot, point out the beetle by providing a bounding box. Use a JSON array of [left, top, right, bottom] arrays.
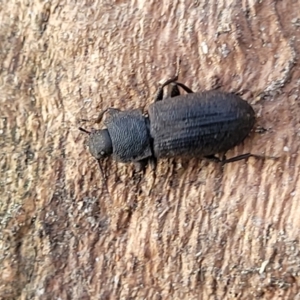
[[79, 73, 256, 173]]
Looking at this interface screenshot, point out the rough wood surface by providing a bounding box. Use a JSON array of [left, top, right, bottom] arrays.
[[1, 0, 300, 299]]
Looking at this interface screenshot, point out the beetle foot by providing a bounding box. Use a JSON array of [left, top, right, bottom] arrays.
[[220, 153, 279, 164], [246, 154, 280, 161]]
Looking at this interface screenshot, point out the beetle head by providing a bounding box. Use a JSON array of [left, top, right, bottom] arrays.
[[79, 127, 113, 160]]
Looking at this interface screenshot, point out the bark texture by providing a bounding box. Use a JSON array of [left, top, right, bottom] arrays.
[[1, 0, 300, 299]]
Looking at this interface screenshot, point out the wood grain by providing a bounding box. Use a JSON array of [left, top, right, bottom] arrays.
[[1, 0, 300, 299]]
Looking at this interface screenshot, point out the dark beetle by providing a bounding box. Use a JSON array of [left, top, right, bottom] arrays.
[[79, 75, 256, 171]]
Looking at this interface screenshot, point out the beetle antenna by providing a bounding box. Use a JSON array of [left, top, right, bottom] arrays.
[[97, 159, 112, 201], [79, 127, 91, 135]]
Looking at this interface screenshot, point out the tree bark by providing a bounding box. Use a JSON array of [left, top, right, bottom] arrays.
[[1, 0, 300, 299]]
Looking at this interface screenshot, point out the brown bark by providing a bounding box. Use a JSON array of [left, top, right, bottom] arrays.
[[1, 0, 300, 299]]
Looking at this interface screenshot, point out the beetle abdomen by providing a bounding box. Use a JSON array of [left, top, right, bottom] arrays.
[[148, 91, 255, 158]]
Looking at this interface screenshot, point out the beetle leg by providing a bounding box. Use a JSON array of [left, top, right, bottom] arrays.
[[154, 78, 195, 101], [204, 153, 252, 164], [94, 110, 107, 124], [94, 108, 120, 124], [106, 108, 120, 116], [148, 157, 157, 171], [255, 126, 267, 133], [79, 127, 91, 134], [134, 156, 157, 173], [153, 60, 193, 100], [154, 88, 164, 102], [154, 76, 179, 102], [167, 83, 181, 98], [221, 153, 252, 164], [224, 153, 279, 164], [174, 82, 194, 94], [134, 159, 148, 173], [206, 153, 279, 165]]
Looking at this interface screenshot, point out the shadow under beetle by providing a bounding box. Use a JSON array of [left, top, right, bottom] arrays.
[[79, 73, 256, 173]]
